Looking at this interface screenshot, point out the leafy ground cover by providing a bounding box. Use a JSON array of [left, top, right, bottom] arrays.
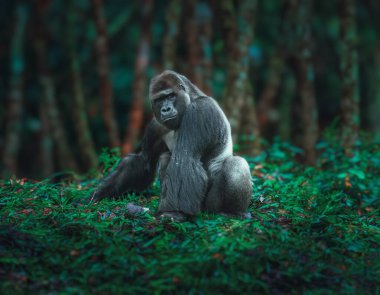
[[1, 137, 379, 294]]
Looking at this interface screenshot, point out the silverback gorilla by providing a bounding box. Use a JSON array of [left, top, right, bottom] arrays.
[[90, 71, 252, 221]]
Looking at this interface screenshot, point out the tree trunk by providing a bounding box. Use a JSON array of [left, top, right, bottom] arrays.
[[108, 6, 136, 37], [238, 0, 260, 155], [257, 1, 296, 139], [279, 71, 296, 141], [67, 1, 98, 171], [35, 0, 77, 172], [221, 0, 245, 140], [294, 0, 319, 165], [257, 48, 284, 132], [197, 1, 214, 96], [122, 0, 154, 156], [163, 0, 182, 70], [221, 0, 260, 154], [39, 76, 78, 172], [39, 103, 54, 177], [339, 0, 360, 151], [2, 4, 28, 177], [240, 83, 261, 155], [92, 0, 120, 148], [369, 42, 380, 142], [184, 0, 204, 89]]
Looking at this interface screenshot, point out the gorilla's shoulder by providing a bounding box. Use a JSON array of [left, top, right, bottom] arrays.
[[190, 96, 226, 116], [184, 96, 228, 130]]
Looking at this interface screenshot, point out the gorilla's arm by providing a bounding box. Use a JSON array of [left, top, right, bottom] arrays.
[[159, 98, 228, 215], [90, 119, 169, 202]]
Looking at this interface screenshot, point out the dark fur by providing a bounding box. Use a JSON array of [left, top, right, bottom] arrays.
[[90, 119, 168, 201], [91, 71, 252, 218]]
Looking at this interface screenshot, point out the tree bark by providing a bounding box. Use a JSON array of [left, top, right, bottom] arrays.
[[122, 0, 154, 156], [196, 1, 214, 96], [221, 0, 242, 142], [35, 0, 77, 172], [67, 1, 98, 171], [108, 5, 136, 37], [92, 0, 120, 148], [162, 0, 182, 70], [2, 4, 28, 177], [39, 103, 54, 177], [294, 0, 319, 165], [257, 48, 284, 132], [184, 0, 204, 89], [239, 83, 261, 155], [38, 76, 78, 171], [279, 71, 296, 141], [221, 0, 260, 155], [369, 42, 380, 142], [339, 0, 360, 151]]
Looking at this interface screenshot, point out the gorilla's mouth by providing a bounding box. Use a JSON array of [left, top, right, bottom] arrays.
[[162, 115, 177, 122]]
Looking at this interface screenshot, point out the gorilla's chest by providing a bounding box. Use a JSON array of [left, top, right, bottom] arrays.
[[163, 131, 178, 152]]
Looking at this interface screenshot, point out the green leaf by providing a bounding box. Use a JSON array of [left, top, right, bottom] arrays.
[[349, 169, 365, 180]]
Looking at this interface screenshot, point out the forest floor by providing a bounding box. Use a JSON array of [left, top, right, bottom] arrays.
[[1, 137, 379, 294]]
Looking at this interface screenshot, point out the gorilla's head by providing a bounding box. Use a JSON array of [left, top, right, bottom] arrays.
[[149, 71, 206, 130]]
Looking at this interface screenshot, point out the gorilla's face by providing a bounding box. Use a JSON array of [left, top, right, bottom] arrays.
[[151, 89, 190, 130]]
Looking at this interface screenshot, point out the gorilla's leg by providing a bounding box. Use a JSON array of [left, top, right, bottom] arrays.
[[204, 156, 252, 215], [159, 157, 208, 215]]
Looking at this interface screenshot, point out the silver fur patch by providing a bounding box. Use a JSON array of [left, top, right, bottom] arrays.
[[163, 131, 177, 152], [207, 115, 233, 176]]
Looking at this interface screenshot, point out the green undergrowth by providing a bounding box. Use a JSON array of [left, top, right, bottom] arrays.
[[1, 137, 379, 294]]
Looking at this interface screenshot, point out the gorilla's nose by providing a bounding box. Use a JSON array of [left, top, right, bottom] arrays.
[[161, 106, 173, 115]]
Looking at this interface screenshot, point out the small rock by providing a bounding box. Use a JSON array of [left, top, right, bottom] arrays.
[[126, 203, 149, 215]]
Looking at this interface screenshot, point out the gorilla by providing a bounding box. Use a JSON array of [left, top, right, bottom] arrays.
[[90, 71, 252, 221]]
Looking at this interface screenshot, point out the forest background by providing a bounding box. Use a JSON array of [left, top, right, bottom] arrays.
[[1, 0, 380, 293], [1, 0, 379, 178]]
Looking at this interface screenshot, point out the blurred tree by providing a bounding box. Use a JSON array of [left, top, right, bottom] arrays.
[[67, 0, 98, 170], [108, 4, 136, 38], [162, 0, 182, 70], [370, 42, 380, 142], [197, 1, 214, 96], [279, 70, 296, 141], [122, 0, 154, 156], [2, 3, 28, 177], [257, 47, 284, 133], [294, 0, 319, 165], [92, 0, 120, 148], [34, 3, 53, 178], [35, 0, 77, 172], [0, 0, 378, 177], [184, 0, 203, 89], [178, 0, 214, 95], [257, 1, 287, 136], [221, 0, 260, 155], [339, 0, 360, 151], [220, 0, 241, 140], [38, 103, 54, 177]]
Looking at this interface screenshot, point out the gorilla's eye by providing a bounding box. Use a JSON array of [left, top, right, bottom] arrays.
[[157, 94, 175, 104]]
